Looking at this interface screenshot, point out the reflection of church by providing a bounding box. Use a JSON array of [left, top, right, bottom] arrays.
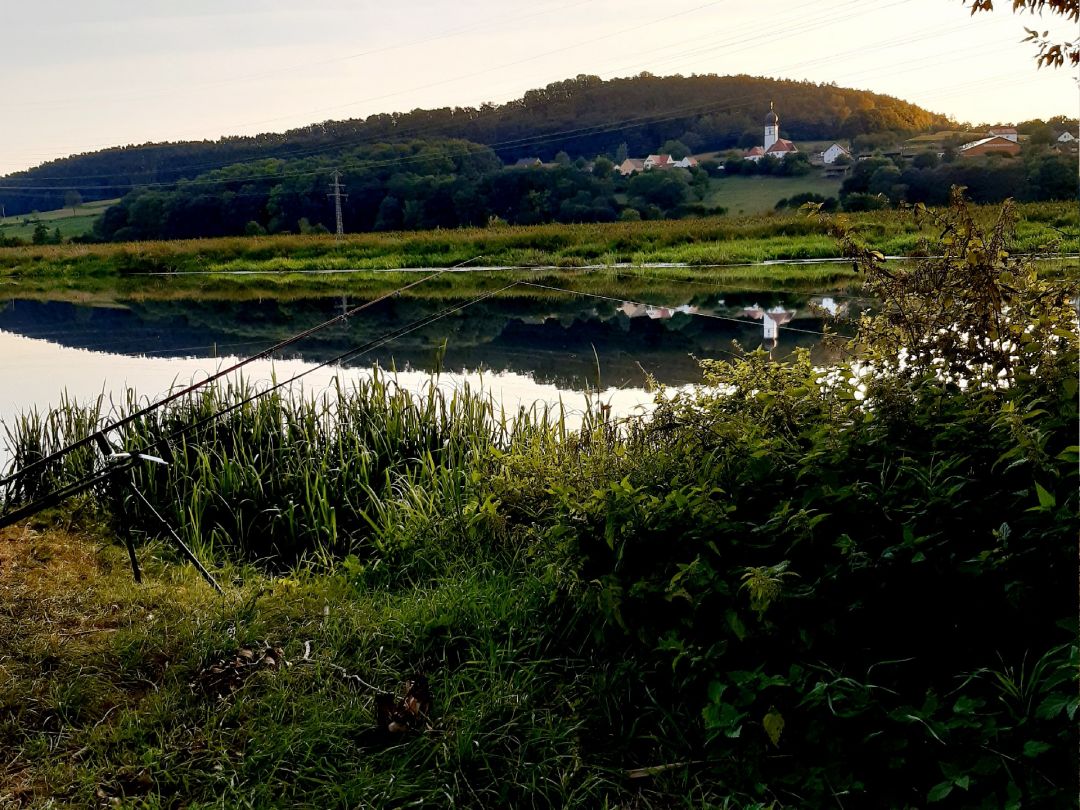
[[745, 102, 798, 162]]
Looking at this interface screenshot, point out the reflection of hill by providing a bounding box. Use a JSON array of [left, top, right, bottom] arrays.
[[0, 294, 845, 391]]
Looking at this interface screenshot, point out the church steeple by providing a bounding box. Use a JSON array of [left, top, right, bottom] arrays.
[[764, 101, 779, 151]]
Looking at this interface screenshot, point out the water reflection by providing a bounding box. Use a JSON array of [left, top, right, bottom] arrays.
[[0, 290, 850, 393]]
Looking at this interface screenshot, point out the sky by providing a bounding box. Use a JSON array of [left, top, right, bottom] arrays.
[[1, 0, 1077, 177]]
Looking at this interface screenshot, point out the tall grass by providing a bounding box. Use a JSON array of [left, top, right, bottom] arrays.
[[0, 371, 569, 568], [2, 201, 1075, 278]]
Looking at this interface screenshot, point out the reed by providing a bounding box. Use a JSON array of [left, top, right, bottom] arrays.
[[1, 371, 569, 568]]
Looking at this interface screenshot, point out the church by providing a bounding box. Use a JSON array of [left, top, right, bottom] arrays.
[[744, 102, 798, 162]]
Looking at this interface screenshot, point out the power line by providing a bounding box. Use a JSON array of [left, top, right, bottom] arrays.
[[327, 168, 348, 239]]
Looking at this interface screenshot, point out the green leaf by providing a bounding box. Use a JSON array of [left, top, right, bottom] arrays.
[[725, 610, 747, 641], [928, 781, 954, 802], [953, 775, 971, 790], [1023, 740, 1052, 758], [1035, 693, 1077, 720], [763, 708, 785, 748], [1035, 482, 1056, 509]]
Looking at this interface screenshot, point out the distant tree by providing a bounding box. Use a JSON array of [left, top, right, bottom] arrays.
[[1030, 153, 1078, 198], [51, 227, 62, 244], [868, 165, 903, 198], [592, 156, 614, 177], [689, 167, 711, 200], [842, 192, 890, 211], [618, 207, 641, 221], [31, 222, 49, 245], [615, 142, 629, 163], [244, 220, 267, 236], [554, 151, 572, 167], [627, 170, 690, 211], [63, 190, 82, 214], [374, 196, 403, 231], [779, 152, 812, 176], [660, 139, 691, 159], [699, 159, 722, 177], [1028, 124, 1056, 145], [737, 130, 760, 149], [913, 151, 939, 169]]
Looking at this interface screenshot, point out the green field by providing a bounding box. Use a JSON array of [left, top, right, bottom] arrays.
[[704, 174, 844, 215], [0, 198, 117, 240]]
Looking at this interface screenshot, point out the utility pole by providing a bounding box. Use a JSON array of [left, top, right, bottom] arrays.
[[327, 169, 347, 240]]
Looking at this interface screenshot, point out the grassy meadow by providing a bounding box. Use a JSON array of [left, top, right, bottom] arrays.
[[0, 199, 118, 241], [0, 202, 1075, 285], [703, 174, 844, 214]]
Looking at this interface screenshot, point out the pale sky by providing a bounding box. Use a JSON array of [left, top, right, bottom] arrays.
[[1, 0, 1077, 177]]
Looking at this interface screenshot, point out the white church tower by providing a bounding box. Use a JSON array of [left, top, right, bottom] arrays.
[[764, 102, 779, 151]]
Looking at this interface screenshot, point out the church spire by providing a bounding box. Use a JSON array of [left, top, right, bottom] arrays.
[[764, 101, 779, 150]]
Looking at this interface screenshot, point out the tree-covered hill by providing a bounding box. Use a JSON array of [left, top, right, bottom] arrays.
[[0, 74, 950, 216]]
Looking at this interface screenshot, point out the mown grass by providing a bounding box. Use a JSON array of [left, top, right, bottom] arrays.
[[702, 174, 844, 215], [0, 200, 119, 241], [0, 202, 1075, 283]]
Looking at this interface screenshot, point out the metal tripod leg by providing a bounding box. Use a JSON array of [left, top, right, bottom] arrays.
[[127, 479, 224, 594], [110, 469, 141, 584]]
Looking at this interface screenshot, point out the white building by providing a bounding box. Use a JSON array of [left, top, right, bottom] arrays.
[[821, 143, 850, 164], [1057, 131, 1076, 143], [745, 102, 798, 162]]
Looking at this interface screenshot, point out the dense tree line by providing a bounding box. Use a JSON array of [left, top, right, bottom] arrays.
[[90, 138, 722, 241], [0, 74, 949, 216], [840, 148, 1077, 208]]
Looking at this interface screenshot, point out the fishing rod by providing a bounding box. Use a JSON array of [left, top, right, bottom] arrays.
[[0, 279, 519, 532], [0, 257, 482, 493]]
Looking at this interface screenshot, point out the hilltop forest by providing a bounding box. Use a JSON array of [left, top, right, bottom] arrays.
[[0, 74, 949, 216]]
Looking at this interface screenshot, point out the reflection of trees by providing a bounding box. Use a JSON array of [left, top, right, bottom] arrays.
[[0, 293, 846, 391]]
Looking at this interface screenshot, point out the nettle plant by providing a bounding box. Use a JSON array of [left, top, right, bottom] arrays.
[[822, 188, 1078, 399], [551, 190, 1077, 806]]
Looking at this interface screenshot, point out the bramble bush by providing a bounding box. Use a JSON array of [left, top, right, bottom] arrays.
[[516, 190, 1078, 805]]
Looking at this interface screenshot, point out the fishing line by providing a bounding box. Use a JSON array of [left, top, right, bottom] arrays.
[[0, 260, 484, 490]]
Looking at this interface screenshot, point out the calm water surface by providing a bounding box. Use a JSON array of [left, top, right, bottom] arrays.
[[0, 286, 854, 462]]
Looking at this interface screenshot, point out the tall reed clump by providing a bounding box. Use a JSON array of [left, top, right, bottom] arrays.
[[1, 370, 556, 567]]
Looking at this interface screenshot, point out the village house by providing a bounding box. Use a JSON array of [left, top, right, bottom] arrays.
[[1057, 130, 1076, 143], [958, 135, 1021, 158], [821, 143, 850, 164], [987, 127, 1018, 143], [509, 157, 543, 169], [617, 154, 698, 175]]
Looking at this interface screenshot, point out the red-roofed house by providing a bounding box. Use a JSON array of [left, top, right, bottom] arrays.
[[765, 138, 797, 159], [959, 135, 1020, 158], [644, 154, 673, 169], [988, 127, 1018, 143]]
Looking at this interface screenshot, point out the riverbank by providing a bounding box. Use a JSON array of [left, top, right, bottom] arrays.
[[1, 202, 1075, 288], [1, 200, 1076, 807]]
